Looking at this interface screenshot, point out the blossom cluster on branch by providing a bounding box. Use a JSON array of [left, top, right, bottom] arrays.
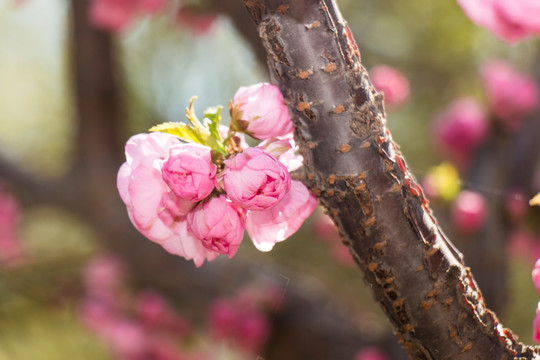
[[117, 83, 317, 267]]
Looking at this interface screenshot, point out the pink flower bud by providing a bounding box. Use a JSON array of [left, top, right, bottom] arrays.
[[451, 190, 488, 234], [432, 98, 489, 165], [161, 144, 217, 202], [246, 180, 317, 251], [369, 65, 410, 108], [232, 83, 293, 140], [533, 259, 540, 294], [187, 195, 245, 258], [481, 60, 539, 129], [223, 147, 291, 211]]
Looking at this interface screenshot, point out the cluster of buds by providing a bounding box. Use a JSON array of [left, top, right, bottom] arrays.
[[117, 83, 317, 267]]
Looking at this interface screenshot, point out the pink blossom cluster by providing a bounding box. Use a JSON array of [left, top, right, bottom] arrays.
[[0, 184, 24, 267], [457, 0, 540, 43], [369, 65, 410, 109], [80, 255, 275, 358], [117, 83, 317, 267]]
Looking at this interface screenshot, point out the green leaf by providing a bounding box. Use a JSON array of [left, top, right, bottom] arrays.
[[203, 106, 223, 141], [149, 122, 203, 144]]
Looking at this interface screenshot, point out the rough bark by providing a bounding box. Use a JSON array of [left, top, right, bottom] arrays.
[[243, 0, 540, 358]]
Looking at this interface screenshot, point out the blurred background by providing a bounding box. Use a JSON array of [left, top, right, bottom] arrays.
[[1, 0, 540, 359]]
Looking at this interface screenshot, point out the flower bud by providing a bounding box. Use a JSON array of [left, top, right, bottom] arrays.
[[231, 83, 293, 140], [187, 196, 245, 258], [223, 147, 291, 211], [161, 144, 217, 202]]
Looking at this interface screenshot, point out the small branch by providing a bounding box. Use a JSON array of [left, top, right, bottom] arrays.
[[244, 0, 539, 358]]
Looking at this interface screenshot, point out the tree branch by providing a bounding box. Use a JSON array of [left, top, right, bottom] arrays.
[[244, 0, 539, 358]]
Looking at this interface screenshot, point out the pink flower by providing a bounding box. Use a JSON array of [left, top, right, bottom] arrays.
[[481, 60, 539, 129], [246, 180, 317, 251], [432, 97, 489, 165], [232, 83, 293, 140], [187, 195, 245, 258], [223, 147, 291, 211], [369, 65, 410, 108], [456, 0, 539, 43], [534, 302, 540, 343], [117, 132, 218, 267], [0, 185, 24, 267], [161, 144, 217, 202], [450, 190, 488, 234]]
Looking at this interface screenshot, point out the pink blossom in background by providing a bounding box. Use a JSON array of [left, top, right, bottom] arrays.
[[175, 6, 218, 35], [355, 347, 389, 360], [232, 83, 293, 140], [480, 60, 539, 129], [432, 97, 489, 166], [534, 302, 540, 343], [456, 0, 539, 43], [117, 132, 218, 267], [369, 65, 410, 108], [187, 195, 245, 257], [135, 290, 190, 336], [0, 185, 24, 267], [84, 255, 125, 304], [533, 259, 540, 295], [223, 147, 291, 211], [209, 298, 269, 353], [161, 144, 217, 202], [89, 0, 167, 32], [508, 230, 540, 263], [450, 190, 488, 234], [259, 132, 305, 172], [246, 180, 317, 252], [504, 188, 529, 222]]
